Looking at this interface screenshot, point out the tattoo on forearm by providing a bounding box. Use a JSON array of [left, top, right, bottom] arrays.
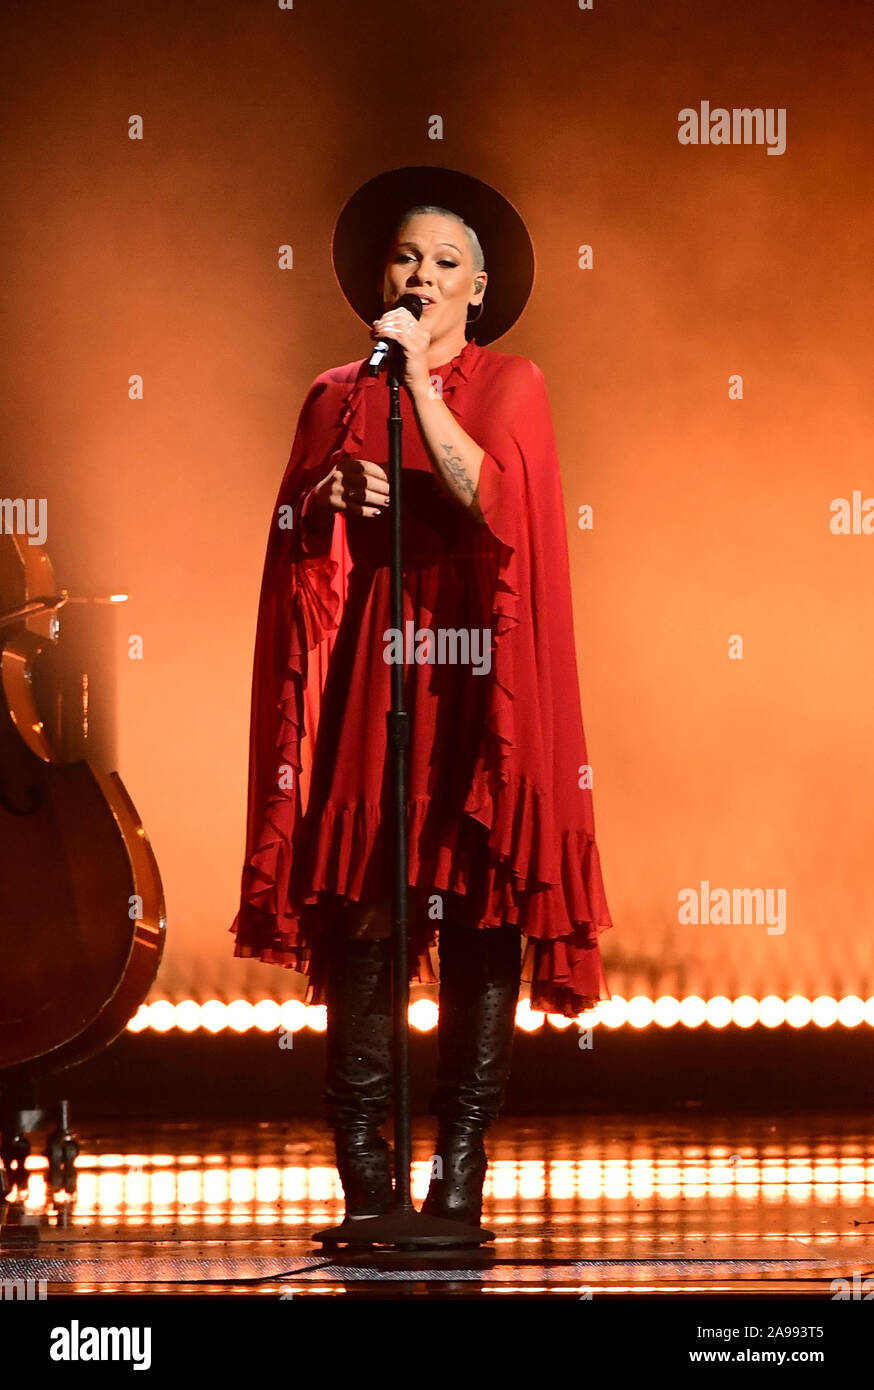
[[439, 441, 475, 501]]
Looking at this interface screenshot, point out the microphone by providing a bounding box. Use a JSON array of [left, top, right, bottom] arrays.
[[367, 293, 424, 376]]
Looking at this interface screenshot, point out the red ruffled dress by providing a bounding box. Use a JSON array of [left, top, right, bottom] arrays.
[[231, 337, 613, 1019]]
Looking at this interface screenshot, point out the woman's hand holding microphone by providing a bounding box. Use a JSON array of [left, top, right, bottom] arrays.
[[302, 301, 429, 532]]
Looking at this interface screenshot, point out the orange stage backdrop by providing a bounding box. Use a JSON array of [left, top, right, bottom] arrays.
[[2, 0, 872, 1006]]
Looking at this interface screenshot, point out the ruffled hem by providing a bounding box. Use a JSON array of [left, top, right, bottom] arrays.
[[234, 776, 612, 1020], [232, 896, 439, 1007]]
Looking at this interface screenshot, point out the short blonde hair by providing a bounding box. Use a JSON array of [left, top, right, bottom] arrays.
[[393, 204, 485, 273]]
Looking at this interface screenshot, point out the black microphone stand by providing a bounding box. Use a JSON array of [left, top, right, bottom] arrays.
[[313, 342, 493, 1251]]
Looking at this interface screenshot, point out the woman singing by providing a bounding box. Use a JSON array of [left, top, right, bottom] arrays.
[[231, 168, 613, 1229]]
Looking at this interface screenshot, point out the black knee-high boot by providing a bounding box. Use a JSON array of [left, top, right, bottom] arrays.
[[323, 927, 395, 1219], [422, 912, 523, 1226]]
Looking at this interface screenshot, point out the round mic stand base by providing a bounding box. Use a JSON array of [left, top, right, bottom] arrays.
[[311, 1203, 495, 1251]]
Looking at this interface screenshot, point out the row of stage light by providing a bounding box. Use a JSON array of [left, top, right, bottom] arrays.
[[16, 1156, 874, 1215], [127, 995, 874, 1034]]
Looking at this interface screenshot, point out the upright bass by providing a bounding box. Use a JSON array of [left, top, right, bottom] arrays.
[[0, 531, 165, 1078]]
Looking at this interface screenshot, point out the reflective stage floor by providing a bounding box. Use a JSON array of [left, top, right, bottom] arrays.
[[2, 1111, 872, 1298]]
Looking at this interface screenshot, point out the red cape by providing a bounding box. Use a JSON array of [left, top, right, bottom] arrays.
[[231, 337, 613, 1018]]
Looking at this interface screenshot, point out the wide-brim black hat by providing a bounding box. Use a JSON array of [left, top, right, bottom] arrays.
[[331, 165, 535, 346]]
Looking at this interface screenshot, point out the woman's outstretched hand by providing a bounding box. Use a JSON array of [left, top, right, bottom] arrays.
[[307, 456, 390, 522]]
